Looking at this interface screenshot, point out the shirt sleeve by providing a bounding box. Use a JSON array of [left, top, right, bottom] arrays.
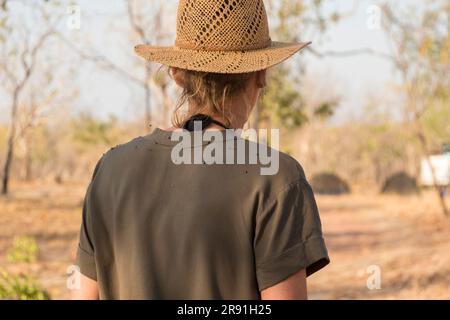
[[254, 178, 330, 291], [75, 157, 104, 281]]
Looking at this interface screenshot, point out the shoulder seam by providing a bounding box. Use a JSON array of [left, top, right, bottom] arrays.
[[266, 176, 308, 205]]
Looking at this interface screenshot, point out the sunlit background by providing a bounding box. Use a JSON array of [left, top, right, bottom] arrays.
[[0, 0, 449, 299]]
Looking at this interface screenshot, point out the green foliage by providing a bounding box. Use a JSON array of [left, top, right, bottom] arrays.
[[260, 66, 308, 129], [1, 237, 49, 300], [259, 0, 341, 129], [6, 236, 39, 263], [71, 113, 121, 148], [0, 270, 50, 300], [314, 101, 337, 119], [260, 66, 337, 129], [420, 99, 450, 147]]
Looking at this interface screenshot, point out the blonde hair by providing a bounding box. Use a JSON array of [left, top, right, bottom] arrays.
[[170, 68, 255, 128]]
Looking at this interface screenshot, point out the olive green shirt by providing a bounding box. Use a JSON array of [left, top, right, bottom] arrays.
[[76, 128, 329, 299]]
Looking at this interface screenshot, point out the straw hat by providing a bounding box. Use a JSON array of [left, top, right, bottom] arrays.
[[134, 0, 311, 74]]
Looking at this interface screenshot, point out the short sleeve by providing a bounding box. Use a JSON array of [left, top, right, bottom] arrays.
[[254, 178, 330, 291], [75, 157, 104, 281]]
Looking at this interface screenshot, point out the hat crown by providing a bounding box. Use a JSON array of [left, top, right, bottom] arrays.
[[175, 0, 271, 51]]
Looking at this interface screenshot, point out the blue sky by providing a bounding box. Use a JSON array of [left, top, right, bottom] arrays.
[[5, 0, 421, 125]]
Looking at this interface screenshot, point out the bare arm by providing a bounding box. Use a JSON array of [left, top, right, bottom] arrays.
[[260, 268, 307, 300], [70, 272, 99, 300]]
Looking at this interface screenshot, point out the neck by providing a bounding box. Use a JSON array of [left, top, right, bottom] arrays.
[[187, 96, 253, 130]]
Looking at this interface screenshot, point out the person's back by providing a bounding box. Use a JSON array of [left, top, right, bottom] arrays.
[[77, 130, 328, 299], [72, 0, 330, 300]]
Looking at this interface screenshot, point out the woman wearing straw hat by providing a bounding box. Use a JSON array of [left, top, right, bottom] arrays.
[[72, 0, 329, 300]]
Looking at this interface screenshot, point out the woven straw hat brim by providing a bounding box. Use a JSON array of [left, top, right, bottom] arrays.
[[134, 41, 311, 74]]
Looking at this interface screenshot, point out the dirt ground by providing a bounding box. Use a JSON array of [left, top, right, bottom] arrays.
[[0, 181, 449, 299]]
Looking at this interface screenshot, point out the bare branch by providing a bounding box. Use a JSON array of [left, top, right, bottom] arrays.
[[54, 32, 145, 88], [15, 30, 53, 92], [306, 46, 394, 62], [127, 0, 148, 43]]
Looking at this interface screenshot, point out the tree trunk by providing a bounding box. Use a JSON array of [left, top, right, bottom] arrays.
[[144, 65, 152, 125], [24, 132, 33, 181], [416, 128, 449, 217], [2, 133, 15, 195], [2, 90, 19, 195]]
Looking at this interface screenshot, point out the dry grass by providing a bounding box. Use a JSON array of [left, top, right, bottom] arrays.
[[1, 181, 449, 299], [309, 192, 450, 299], [0, 181, 86, 299]]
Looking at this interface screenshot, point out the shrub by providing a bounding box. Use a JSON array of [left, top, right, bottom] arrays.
[[310, 172, 351, 195], [6, 236, 39, 263], [0, 270, 50, 300], [381, 172, 420, 195]]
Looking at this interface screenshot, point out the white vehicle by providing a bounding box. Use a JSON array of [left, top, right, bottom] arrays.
[[420, 153, 450, 186]]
